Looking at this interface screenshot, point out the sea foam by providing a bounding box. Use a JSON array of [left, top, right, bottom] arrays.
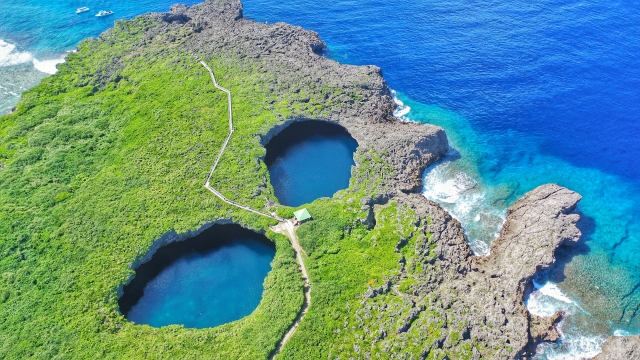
[[0, 39, 66, 75], [526, 279, 611, 359], [392, 90, 411, 119], [391, 92, 634, 359], [391, 91, 505, 255], [533, 280, 574, 304], [0, 40, 33, 67], [32, 57, 65, 75], [536, 331, 606, 360], [421, 156, 505, 255], [526, 280, 577, 317]]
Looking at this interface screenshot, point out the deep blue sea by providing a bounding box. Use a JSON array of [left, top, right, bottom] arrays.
[[2, 0, 639, 358], [264, 121, 358, 207], [119, 225, 275, 328]]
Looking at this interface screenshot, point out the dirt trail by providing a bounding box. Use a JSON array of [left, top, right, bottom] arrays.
[[269, 220, 311, 359]]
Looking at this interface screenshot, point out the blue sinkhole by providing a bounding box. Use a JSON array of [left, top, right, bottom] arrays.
[[118, 224, 275, 328], [264, 120, 358, 207]]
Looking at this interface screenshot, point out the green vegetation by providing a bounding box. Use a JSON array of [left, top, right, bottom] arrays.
[[0, 16, 307, 359], [0, 13, 473, 360], [275, 206, 295, 220], [279, 196, 472, 359]]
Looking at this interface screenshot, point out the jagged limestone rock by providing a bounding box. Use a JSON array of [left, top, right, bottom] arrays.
[[593, 335, 640, 360]]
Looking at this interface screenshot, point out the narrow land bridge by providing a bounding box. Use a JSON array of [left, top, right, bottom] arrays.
[[197, 58, 311, 358]]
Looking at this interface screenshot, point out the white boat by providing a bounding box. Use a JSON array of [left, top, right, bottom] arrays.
[[76, 7, 90, 14], [95, 10, 114, 17]]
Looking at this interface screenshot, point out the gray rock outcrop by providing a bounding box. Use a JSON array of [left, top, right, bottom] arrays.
[[444, 184, 581, 356], [593, 335, 640, 360], [350, 185, 582, 358]]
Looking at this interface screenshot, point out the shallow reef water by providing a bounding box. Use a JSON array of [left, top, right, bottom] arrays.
[[402, 94, 640, 359], [242, 0, 640, 356]]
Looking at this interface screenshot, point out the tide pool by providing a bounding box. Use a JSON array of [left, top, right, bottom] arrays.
[[118, 225, 275, 329]]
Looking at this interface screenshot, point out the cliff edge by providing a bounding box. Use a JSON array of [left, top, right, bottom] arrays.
[[0, 0, 586, 358], [350, 184, 582, 358]]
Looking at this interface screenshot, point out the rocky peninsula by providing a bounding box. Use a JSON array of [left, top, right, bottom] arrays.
[[0, 0, 595, 358]]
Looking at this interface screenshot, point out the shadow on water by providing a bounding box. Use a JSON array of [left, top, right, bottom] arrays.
[[264, 120, 357, 164], [524, 208, 593, 305], [118, 224, 275, 328], [264, 120, 358, 207], [547, 209, 594, 285]]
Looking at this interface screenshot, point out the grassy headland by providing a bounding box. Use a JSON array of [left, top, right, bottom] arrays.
[[0, 4, 465, 359]]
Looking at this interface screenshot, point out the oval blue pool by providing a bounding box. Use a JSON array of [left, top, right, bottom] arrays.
[[118, 224, 275, 328], [264, 121, 358, 207]]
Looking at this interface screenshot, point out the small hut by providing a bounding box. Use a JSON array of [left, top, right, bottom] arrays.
[[293, 208, 312, 225]]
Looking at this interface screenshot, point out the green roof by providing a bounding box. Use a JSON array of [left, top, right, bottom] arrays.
[[293, 208, 312, 221]]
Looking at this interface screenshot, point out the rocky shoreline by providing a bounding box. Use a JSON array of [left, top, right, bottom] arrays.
[[1, 0, 613, 357], [358, 185, 583, 359], [137, 0, 450, 195], [133, 0, 592, 357], [594, 335, 640, 359]]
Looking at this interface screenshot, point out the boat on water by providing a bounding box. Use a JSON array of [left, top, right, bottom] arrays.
[[76, 7, 89, 14], [95, 10, 114, 17]]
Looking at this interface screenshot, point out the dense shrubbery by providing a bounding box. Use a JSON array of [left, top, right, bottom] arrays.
[[275, 206, 295, 219], [0, 16, 307, 359]]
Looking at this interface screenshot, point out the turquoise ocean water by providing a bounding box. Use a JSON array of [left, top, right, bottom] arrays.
[[2, 0, 640, 357]]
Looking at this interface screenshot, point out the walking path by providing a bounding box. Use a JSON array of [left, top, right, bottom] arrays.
[[197, 58, 310, 357], [198, 58, 283, 222], [269, 220, 311, 358]]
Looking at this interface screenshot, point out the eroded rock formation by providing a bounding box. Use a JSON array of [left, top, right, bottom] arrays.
[[136, 0, 449, 194], [351, 185, 582, 359]]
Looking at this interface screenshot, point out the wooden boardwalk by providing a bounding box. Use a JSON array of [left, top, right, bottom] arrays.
[[197, 58, 310, 357]]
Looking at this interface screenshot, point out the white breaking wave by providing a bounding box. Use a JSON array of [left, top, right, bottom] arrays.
[[536, 332, 606, 360], [32, 57, 65, 74], [527, 280, 575, 317], [533, 280, 574, 304], [423, 170, 477, 204], [390, 90, 501, 254], [613, 329, 632, 336], [0, 39, 33, 67], [421, 154, 506, 255], [527, 280, 607, 359], [0, 39, 66, 74], [391, 90, 411, 119], [389, 90, 611, 360]]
